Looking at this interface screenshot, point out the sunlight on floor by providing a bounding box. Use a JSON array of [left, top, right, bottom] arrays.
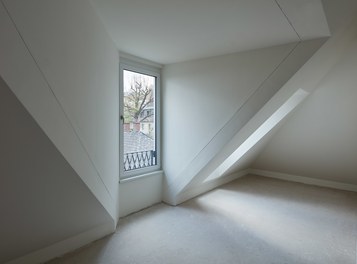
[[195, 184, 355, 263], [47, 176, 357, 264]]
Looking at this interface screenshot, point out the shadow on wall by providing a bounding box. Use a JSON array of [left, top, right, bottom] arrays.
[[0, 77, 112, 263]]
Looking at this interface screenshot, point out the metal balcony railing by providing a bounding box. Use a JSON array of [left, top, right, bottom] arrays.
[[124, 150, 156, 171]]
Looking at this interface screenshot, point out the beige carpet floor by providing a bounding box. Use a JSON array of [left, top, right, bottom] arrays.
[[48, 175, 357, 264]]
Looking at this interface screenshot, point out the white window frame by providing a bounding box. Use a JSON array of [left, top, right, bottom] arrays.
[[119, 57, 161, 179]]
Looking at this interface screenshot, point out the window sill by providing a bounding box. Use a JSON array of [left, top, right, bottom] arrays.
[[119, 170, 163, 184]]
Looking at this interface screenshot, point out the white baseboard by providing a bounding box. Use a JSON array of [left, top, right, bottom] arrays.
[[6, 222, 115, 264], [249, 169, 357, 193]]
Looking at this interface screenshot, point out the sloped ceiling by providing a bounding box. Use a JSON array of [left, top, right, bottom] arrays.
[[252, 26, 357, 185], [0, 76, 113, 263], [91, 0, 329, 64], [162, 38, 329, 204], [163, 0, 357, 204], [321, 0, 357, 34]]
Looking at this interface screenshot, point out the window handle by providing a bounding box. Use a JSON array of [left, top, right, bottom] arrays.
[[120, 115, 124, 124]]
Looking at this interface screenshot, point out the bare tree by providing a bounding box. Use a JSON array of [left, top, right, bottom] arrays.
[[124, 74, 154, 123]]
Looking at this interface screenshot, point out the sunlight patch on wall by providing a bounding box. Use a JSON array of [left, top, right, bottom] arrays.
[[204, 89, 308, 183]]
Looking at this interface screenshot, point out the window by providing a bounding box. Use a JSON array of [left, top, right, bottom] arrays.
[[120, 58, 161, 179]]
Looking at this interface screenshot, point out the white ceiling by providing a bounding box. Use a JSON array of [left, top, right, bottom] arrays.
[[91, 0, 330, 64]]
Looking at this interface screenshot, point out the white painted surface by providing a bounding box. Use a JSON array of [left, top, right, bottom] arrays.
[[119, 171, 163, 217], [165, 7, 357, 202], [205, 89, 308, 182], [175, 87, 310, 204], [1, 0, 119, 220], [321, 0, 357, 35], [162, 40, 324, 204], [276, 0, 330, 40], [0, 77, 114, 264], [6, 223, 114, 264], [249, 170, 357, 193], [252, 19, 357, 185], [91, 0, 329, 64], [0, 1, 120, 262], [177, 170, 249, 205], [162, 43, 294, 188]]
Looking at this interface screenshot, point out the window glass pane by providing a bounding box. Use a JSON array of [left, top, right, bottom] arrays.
[[123, 70, 156, 171]]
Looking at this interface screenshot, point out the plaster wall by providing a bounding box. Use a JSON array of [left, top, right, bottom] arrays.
[[0, 77, 113, 264], [162, 39, 324, 203], [0, 0, 119, 219], [253, 22, 357, 185], [162, 43, 297, 183], [119, 171, 163, 218]]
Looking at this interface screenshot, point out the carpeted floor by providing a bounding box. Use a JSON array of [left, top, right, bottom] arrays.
[[48, 175, 357, 264]]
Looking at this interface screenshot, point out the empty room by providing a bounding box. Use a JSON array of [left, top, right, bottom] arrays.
[[1, 0, 357, 263]]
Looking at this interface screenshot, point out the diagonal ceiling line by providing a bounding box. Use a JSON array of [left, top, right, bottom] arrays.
[[196, 42, 301, 155], [1, 0, 115, 202], [170, 41, 301, 195], [274, 0, 302, 41]]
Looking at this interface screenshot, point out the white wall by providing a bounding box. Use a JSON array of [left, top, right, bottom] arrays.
[[119, 171, 163, 218], [252, 19, 357, 185], [321, 0, 357, 35], [0, 77, 113, 264], [0, 0, 120, 262], [162, 39, 324, 204], [162, 44, 294, 181], [0, 0, 119, 220]]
